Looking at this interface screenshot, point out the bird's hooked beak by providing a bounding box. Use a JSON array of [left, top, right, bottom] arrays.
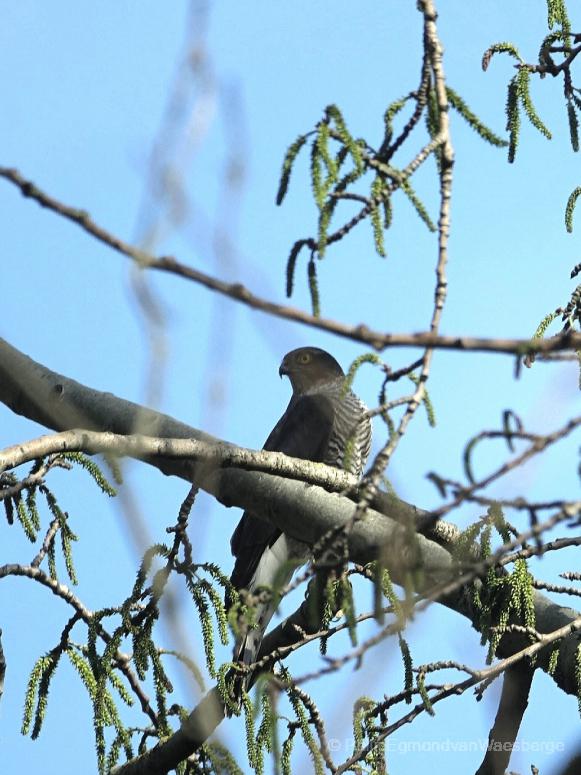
[[278, 360, 289, 379]]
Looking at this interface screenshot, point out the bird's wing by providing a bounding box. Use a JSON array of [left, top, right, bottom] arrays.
[[229, 392, 336, 593]]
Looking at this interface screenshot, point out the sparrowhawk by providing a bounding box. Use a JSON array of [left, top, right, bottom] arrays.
[[228, 347, 372, 681]]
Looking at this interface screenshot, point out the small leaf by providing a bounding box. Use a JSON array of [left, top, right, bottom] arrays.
[[383, 95, 409, 145], [482, 41, 523, 72], [447, 86, 508, 147], [310, 138, 325, 210], [308, 258, 320, 317], [61, 452, 116, 496], [547, 0, 572, 34], [565, 187, 581, 232], [326, 104, 364, 174], [401, 180, 436, 232], [516, 67, 552, 139], [276, 133, 309, 205], [567, 99, 579, 152], [505, 76, 521, 163], [285, 241, 305, 298]]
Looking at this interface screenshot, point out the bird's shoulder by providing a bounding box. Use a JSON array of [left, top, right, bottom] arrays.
[[308, 379, 370, 426], [262, 387, 339, 454], [230, 387, 340, 570]]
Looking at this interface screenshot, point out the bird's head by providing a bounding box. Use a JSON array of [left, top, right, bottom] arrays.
[[279, 347, 344, 394]]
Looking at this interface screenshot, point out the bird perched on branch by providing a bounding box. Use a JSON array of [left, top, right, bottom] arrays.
[[227, 346, 371, 689]]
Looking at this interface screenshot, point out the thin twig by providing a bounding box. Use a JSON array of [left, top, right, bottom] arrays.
[[0, 168, 580, 356]]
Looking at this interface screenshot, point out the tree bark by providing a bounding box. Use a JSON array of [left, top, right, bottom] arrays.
[[1, 334, 580, 702]]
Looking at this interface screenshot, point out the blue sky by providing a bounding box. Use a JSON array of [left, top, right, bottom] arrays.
[[1, 2, 580, 773]]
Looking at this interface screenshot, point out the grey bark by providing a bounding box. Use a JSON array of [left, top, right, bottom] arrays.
[[1, 335, 580, 775], [0, 335, 579, 692]]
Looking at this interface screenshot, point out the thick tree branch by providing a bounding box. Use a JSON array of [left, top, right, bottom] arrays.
[[0, 336, 451, 549], [113, 609, 581, 775], [1, 334, 579, 685], [110, 687, 226, 775], [2, 336, 581, 773], [475, 662, 534, 775], [0, 428, 357, 492]]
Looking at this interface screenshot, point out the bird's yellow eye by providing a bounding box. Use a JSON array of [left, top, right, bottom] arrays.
[[297, 352, 311, 364]]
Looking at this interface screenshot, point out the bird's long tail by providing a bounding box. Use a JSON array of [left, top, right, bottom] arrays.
[[227, 536, 300, 709]]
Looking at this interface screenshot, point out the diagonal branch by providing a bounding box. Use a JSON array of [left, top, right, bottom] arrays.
[[1, 170, 580, 356], [334, 614, 581, 774], [1, 334, 579, 692], [475, 661, 534, 775], [2, 336, 580, 773]]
